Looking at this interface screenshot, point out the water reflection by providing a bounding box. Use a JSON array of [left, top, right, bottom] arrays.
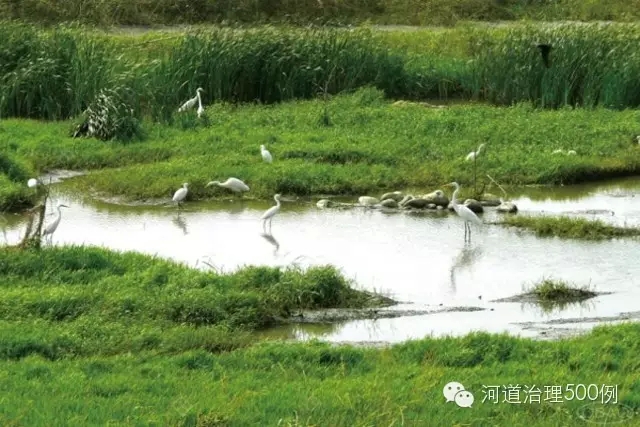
[[260, 232, 280, 255], [449, 243, 483, 294], [172, 214, 189, 235]]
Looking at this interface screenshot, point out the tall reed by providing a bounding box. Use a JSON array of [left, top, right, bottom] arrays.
[[470, 23, 640, 108]]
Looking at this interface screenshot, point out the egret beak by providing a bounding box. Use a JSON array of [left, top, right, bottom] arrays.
[[59, 204, 69, 208]]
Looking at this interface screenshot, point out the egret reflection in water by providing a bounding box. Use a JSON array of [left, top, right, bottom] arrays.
[[260, 232, 280, 255], [172, 214, 188, 235], [449, 243, 483, 293]]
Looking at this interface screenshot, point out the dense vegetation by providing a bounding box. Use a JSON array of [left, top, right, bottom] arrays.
[[2, 89, 640, 211], [0, 319, 638, 425], [0, 245, 380, 359], [501, 215, 640, 239], [2, 22, 640, 124], [2, 0, 640, 27]]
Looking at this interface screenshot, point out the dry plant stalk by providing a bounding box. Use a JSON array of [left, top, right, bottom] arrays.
[[486, 174, 509, 199]]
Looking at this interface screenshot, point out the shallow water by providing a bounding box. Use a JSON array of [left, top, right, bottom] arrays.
[[2, 177, 640, 343]]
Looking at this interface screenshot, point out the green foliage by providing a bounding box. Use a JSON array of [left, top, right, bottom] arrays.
[[501, 215, 640, 240], [471, 23, 640, 108], [0, 245, 377, 359], [0, 322, 639, 424], [4, 92, 640, 204], [74, 87, 145, 141], [4, 0, 640, 27], [0, 147, 36, 212], [530, 278, 596, 301]]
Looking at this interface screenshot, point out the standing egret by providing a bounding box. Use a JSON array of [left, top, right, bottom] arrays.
[[178, 88, 204, 112], [261, 145, 273, 163], [42, 204, 69, 244], [27, 178, 39, 188], [172, 183, 189, 209], [196, 92, 205, 118], [465, 143, 485, 161], [444, 182, 482, 242], [261, 194, 282, 233], [206, 178, 250, 194]]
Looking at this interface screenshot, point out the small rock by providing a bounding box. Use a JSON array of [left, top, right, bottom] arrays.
[[436, 205, 444, 210], [463, 199, 484, 214], [422, 189, 449, 207], [380, 191, 404, 202], [404, 198, 430, 209], [480, 193, 501, 207], [358, 196, 379, 206], [496, 201, 518, 213], [380, 199, 398, 208], [399, 195, 415, 206], [427, 203, 437, 209], [316, 199, 334, 208]]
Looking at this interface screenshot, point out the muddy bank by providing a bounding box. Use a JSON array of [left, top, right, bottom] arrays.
[[280, 305, 485, 324], [515, 311, 640, 341]]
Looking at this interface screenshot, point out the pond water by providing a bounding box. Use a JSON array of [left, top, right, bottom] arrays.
[[2, 176, 640, 343]]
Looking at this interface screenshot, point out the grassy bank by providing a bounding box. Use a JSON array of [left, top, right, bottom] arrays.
[[0, 322, 638, 424], [2, 90, 640, 207], [500, 215, 640, 240], [3, 0, 640, 27], [3, 21, 640, 126], [0, 245, 383, 359]]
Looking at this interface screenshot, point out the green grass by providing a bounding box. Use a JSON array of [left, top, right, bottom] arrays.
[[2, 89, 640, 209], [4, 22, 640, 126], [0, 245, 384, 360], [4, 0, 640, 27], [500, 215, 640, 240], [0, 322, 639, 425], [530, 279, 597, 302]]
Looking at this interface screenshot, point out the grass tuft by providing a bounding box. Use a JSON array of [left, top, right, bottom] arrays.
[[500, 215, 640, 240]]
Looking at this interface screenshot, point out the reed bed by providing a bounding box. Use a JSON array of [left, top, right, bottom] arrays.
[[470, 23, 640, 108], [3, 22, 640, 124]]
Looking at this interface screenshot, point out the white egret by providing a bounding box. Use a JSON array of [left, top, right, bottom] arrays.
[[178, 88, 204, 112], [261, 145, 273, 163], [261, 194, 282, 233], [206, 178, 250, 194], [27, 178, 39, 188], [567, 150, 577, 155], [465, 143, 485, 161], [42, 204, 69, 243], [552, 149, 565, 155], [196, 93, 205, 118], [444, 182, 482, 242], [172, 183, 189, 209]]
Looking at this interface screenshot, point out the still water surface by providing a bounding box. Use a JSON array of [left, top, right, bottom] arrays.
[[3, 177, 640, 343]]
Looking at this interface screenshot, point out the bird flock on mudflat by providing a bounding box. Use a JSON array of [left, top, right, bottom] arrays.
[[26, 94, 499, 244]]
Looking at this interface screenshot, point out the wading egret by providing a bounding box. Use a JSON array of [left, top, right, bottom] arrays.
[[27, 178, 38, 188], [261, 145, 273, 163], [206, 178, 250, 194], [172, 183, 189, 209], [261, 194, 282, 233], [42, 204, 69, 243], [444, 182, 482, 242], [178, 88, 204, 112], [465, 143, 485, 161]]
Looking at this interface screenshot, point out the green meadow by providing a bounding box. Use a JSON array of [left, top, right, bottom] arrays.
[[2, 16, 640, 426], [0, 246, 638, 425]]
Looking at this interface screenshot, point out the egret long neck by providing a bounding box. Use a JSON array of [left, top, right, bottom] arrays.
[[451, 187, 460, 204], [197, 92, 202, 107]]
